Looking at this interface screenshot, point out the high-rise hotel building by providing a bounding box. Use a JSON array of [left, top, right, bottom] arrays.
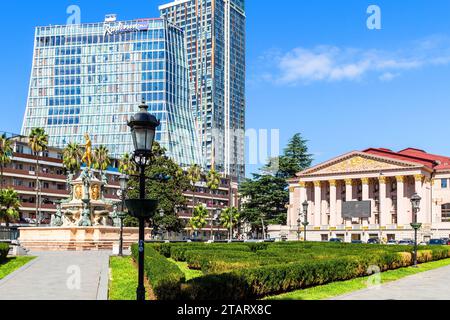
[[160, 0, 246, 181], [22, 16, 201, 167]]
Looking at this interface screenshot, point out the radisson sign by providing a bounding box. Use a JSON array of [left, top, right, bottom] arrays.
[[104, 21, 150, 36]]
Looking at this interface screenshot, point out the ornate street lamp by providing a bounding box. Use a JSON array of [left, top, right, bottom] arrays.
[[117, 174, 130, 257], [302, 201, 310, 242], [410, 193, 422, 268], [125, 100, 160, 301]]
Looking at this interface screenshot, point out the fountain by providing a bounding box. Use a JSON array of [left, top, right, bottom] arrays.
[[18, 134, 153, 251]]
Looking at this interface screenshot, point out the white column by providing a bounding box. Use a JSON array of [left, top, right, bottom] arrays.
[[414, 175, 426, 224], [314, 181, 322, 227], [396, 176, 407, 227], [362, 178, 370, 228], [329, 180, 337, 227], [321, 183, 329, 226], [345, 179, 353, 228], [379, 177, 388, 227]]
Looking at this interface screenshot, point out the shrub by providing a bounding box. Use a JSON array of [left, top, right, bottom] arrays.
[[0, 243, 9, 263], [244, 243, 269, 252], [131, 244, 185, 300]]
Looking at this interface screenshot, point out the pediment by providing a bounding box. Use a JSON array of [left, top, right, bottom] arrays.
[[299, 152, 422, 176]]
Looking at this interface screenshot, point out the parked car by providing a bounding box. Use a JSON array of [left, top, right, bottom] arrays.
[[419, 241, 428, 246], [398, 239, 414, 246], [387, 240, 398, 245], [429, 239, 446, 245], [329, 238, 343, 243], [351, 240, 363, 244], [367, 238, 380, 244], [440, 238, 450, 245]]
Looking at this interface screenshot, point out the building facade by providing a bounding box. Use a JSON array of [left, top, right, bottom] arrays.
[[1, 134, 120, 225], [160, 0, 246, 181], [1, 133, 239, 237], [271, 148, 450, 243], [21, 16, 201, 168]]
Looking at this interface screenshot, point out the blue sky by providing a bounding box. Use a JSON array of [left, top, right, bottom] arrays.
[[1, 0, 450, 177]]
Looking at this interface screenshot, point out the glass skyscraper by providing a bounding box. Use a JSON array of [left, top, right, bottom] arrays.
[[160, 0, 246, 181], [22, 17, 202, 168]]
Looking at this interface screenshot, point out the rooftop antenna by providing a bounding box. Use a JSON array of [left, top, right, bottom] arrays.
[[105, 14, 117, 22]]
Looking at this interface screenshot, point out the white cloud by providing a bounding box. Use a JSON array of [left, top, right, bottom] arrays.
[[257, 36, 450, 85], [379, 72, 399, 82]]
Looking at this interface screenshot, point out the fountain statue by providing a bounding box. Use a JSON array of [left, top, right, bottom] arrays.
[[50, 133, 116, 227]]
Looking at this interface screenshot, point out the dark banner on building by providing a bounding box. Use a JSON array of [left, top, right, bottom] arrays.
[[342, 201, 371, 218]]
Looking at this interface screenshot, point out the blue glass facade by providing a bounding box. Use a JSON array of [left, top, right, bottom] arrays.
[[160, 0, 246, 181], [22, 18, 201, 167]]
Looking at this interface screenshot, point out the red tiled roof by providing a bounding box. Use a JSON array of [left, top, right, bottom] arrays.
[[363, 148, 450, 171]]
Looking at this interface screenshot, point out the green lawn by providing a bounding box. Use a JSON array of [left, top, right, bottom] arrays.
[[265, 258, 450, 300], [0, 257, 35, 280], [109, 256, 139, 301], [168, 258, 203, 281]]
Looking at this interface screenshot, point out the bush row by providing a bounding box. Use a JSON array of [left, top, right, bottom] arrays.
[[180, 248, 450, 300], [131, 244, 185, 300], [0, 243, 9, 263]]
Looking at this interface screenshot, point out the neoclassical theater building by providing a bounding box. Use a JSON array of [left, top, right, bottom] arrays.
[[270, 148, 450, 242]]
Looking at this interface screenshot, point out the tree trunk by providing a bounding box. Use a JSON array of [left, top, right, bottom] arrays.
[[0, 165, 4, 190], [35, 154, 40, 226]]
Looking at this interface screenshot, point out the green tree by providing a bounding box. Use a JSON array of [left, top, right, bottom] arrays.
[[187, 164, 203, 206], [28, 128, 48, 225], [189, 205, 209, 238], [118, 153, 136, 176], [263, 133, 313, 179], [126, 142, 188, 232], [0, 189, 20, 227], [62, 143, 83, 174], [239, 173, 289, 230], [220, 207, 240, 240], [0, 134, 13, 189], [93, 145, 111, 175]]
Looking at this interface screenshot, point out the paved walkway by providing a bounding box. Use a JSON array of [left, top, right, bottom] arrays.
[[0, 251, 110, 300], [332, 265, 450, 300]]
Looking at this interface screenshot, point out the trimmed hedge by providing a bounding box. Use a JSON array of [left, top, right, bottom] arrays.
[[131, 244, 185, 300], [134, 242, 450, 300], [180, 249, 450, 300], [0, 243, 9, 263]]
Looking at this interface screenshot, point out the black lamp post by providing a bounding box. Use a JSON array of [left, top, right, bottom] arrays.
[[125, 100, 160, 301], [410, 193, 422, 268], [118, 174, 130, 257], [302, 201, 310, 242]]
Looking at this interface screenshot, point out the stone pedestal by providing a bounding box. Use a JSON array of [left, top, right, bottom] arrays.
[[19, 227, 153, 251]]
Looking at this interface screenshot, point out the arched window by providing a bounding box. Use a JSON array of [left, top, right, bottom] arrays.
[[442, 204, 450, 222]]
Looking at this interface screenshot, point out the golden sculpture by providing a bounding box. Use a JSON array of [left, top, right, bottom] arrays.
[[74, 185, 83, 200], [81, 133, 93, 168], [90, 185, 100, 201]]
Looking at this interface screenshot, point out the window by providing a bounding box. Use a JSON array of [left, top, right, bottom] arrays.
[[442, 204, 450, 222], [442, 179, 448, 189]]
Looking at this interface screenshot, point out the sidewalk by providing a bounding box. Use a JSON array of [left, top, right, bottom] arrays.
[[332, 264, 450, 300], [0, 251, 110, 300]]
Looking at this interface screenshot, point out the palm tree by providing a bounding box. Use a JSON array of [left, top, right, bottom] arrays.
[[62, 143, 83, 174], [206, 168, 221, 239], [0, 189, 20, 227], [187, 164, 202, 206], [28, 128, 48, 226], [220, 207, 240, 241], [119, 153, 136, 175], [93, 145, 111, 176], [0, 135, 13, 189], [189, 205, 209, 239]]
